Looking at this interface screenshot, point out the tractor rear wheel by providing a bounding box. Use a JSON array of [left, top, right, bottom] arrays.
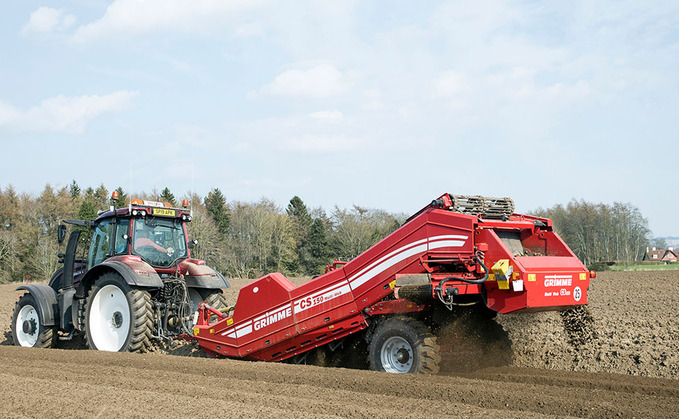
[[11, 293, 56, 348], [186, 289, 228, 313], [85, 273, 153, 352], [184, 289, 229, 329], [202, 290, 230, 322], [368, 316, 440, 374], [202, 290, 229, 310]]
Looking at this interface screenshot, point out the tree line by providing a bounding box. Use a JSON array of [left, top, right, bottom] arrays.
[[0, 183, 656, 283], [531, 199, 655, 267], [0, 182, 404, 283]]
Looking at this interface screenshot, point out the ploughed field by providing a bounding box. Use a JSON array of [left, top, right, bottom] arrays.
[[1, 271, 678, 418]]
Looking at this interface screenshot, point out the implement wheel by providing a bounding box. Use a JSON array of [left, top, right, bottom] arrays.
[[368, 316, 440, 374], [11, 293, 56, 348], [85, 273, 153, 352]]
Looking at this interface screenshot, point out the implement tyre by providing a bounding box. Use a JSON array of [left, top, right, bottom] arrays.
[[85, 273, 153, 352], [368, 316, 440, 374], [11, 293, 56, 348]]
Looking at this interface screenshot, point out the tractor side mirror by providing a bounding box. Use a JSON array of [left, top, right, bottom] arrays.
[[57, 225, 67, 244], [188, 239, 198, 249]]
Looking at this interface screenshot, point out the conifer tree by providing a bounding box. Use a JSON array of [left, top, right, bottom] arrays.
[[69, 180, 81, 201], [286, 196, 313, 274], [114, 187, 128, 206], [307, 218, 331, 274], [160, 187, 177, 207], [78, 188, 99, 220], [204, 188, 230, 235]]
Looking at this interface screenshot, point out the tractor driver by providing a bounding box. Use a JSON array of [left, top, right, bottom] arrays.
[[134, 228, 168, 254]]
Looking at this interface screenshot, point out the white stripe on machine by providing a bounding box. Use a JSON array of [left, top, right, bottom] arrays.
[[348, 235, 467, 290]]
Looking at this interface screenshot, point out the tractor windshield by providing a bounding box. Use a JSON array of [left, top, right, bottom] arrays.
[[132, 217, 188, 267]]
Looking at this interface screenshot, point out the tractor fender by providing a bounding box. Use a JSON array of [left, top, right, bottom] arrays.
[[184, 270, 231, 289], [15, 284, 58, 327], [48, 267, 63, 291], [178, 259, 230, 289], [76, 260, 162, 298]]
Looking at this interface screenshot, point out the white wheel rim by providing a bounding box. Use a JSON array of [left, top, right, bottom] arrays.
[[188, 289, 202, 314], [89, 284, 130, 351], [16, 304, 40, 347], [381, 336, 414, 373]]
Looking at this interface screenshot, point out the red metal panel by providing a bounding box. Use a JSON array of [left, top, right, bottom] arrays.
[[479, 228, 589, 313], [231, 273, 295, 322], [288, 268, 347, 300]]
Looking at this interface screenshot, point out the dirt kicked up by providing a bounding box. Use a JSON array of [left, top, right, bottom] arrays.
[[1, 271, 679, 417]]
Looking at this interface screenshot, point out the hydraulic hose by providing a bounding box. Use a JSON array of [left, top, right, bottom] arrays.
[[437, 253, 489, 287], [434, 253, 489, 309]]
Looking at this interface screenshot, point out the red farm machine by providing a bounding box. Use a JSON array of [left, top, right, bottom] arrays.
[[11, 196, 229, 352], [12, 193, 593, 374], [189, 193, 594, 373]]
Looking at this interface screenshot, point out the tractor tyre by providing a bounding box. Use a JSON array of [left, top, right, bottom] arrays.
[[183, 289, 229, 330], [202, 290, 229, 310], [11, 293, 56, 348], [202, 290, 230, 322], [368, 316, 440, 374], [84, 273, 153, 352]]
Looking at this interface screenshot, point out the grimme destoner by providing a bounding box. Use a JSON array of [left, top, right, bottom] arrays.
[[190, 193, 594, 373]]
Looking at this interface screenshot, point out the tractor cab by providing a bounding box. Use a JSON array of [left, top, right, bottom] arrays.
[[86, 198, 192, 272]]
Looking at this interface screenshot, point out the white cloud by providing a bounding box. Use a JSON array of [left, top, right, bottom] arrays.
[[71, 0, 261, 43], [252, 65, 349, 99], [0, 91, 138, 134], [22, 7, 76, 35]]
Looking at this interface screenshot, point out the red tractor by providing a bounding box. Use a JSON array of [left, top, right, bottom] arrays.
[[11, 195, 229, 352]]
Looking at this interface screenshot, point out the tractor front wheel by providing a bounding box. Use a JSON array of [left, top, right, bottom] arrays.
[[368, 316, 440, 374], [11, 293, 56, 348], [85, 273, 153, 352]]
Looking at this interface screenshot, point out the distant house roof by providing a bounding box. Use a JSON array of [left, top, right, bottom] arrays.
[[643, 248, 678, 262]]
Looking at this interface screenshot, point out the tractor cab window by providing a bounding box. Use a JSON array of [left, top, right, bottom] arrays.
[[114, 219, 130, 255], [132, 217, 187, 267], [88, 219, 112, 269]]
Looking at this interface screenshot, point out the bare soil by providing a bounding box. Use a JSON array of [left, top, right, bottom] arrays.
[[1, 271, 678, 418]]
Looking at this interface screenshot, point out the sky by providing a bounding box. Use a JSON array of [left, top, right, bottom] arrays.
[[0, 1, 678, 238]]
